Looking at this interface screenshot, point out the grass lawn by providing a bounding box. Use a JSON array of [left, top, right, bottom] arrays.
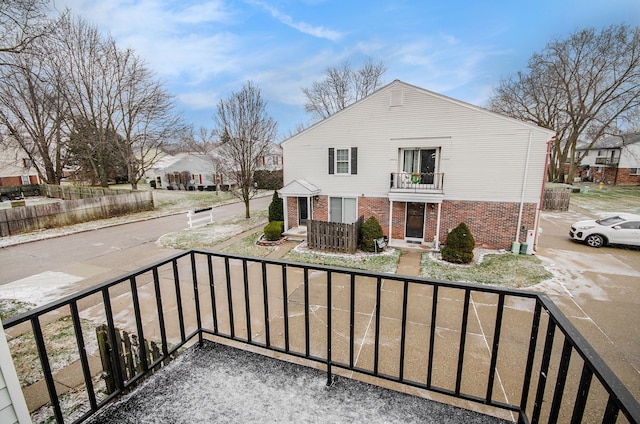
[[569, 184, 640, 214], [421, 251, 552, 288], [160, 210, 268, 250], [283, 246, 401, 274]]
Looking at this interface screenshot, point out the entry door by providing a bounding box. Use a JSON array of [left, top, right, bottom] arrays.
[[406, 202, 425, 239], [420, 149, 436, 184], [298, 197, 308, 225]]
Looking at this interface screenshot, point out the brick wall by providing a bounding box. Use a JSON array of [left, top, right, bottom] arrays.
[[287, 198, 298, 228], [294, 194, 538, 250], [439, 201, 537, 249]]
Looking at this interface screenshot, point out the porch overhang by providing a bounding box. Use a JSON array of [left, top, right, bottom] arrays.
[[388, 191, 444, 203], [280, 179, 320, 197]]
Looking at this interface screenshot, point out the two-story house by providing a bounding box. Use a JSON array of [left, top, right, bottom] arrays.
[[576, 133, 640, 185], [280, 80, 555, 250]]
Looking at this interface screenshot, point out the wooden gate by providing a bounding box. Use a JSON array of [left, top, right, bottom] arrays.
[[543, 188, 570, 211]]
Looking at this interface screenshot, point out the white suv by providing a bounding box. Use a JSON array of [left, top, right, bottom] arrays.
[[570, 213, 640, 248]]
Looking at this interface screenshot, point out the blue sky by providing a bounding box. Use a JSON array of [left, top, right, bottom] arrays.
[[57, 0, 640, 140]]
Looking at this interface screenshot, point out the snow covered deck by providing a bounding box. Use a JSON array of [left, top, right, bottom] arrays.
[[86, 341, 512, 423]]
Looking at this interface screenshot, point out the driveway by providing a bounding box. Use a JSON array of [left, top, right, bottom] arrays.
[[535, 207, 640, 400]]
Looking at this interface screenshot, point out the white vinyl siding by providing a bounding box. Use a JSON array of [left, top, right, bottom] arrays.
[[330, 197, 357, 223], [282, 80, 554, 203]]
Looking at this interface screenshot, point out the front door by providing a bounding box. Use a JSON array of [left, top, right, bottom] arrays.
[[406, 202, 425, 239], [420, 149, 436, 184], [298, 197, 308, 226]]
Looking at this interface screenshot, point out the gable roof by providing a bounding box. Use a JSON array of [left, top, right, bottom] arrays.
[[281, 79, 555, 146], [279, 179, 320, 196], [577, 133, 640, 150]]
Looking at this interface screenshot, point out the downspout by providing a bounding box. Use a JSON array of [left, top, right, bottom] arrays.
[[388, 200, 393, 245], [515, 131, 534, 244]]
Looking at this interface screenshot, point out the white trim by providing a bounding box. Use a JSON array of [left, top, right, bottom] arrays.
[[0, 321, 31, 423]]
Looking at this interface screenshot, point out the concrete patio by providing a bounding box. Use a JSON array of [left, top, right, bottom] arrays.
[[86, 341, 512, 424]]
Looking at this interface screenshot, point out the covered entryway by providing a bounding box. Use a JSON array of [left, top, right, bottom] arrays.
[[406, 202, 425, 240], [279, 179, 320, 240]]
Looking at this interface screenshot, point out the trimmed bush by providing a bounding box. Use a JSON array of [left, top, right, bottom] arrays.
[[254, 170, 283, 190], [268, 191, 284, 222], [359, 216, 383, 252], [441, 222, 475, 264], [264, 221, 284, 241]]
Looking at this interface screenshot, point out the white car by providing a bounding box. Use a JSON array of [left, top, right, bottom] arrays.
[[569, 213, 640, 248]]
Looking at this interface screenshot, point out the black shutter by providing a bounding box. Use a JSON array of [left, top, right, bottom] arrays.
[[328, 148, 334, 174], [351, 147, 358, 175]]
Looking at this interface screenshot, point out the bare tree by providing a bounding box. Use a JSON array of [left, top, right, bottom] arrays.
[[302, 58, 387, 121], [0, 28, 69, 184], [488, 24, 640, 182], [213, 82, 277, 218], [0, 0, 51, 55]]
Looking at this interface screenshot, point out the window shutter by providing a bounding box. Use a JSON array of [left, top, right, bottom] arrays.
[[351, 147, 358, 175], [328, 148, 334, 174]]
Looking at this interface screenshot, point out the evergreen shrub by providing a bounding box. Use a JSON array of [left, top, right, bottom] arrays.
[[268, 191, 284, 222], [359, 216, 383, 252], [264, 221, 284, 241], [441, 222, 475, 264]]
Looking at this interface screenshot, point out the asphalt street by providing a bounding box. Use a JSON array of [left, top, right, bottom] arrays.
[[0, 195, 271, 295]]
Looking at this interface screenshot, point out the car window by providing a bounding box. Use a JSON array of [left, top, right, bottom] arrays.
[[597, 216, 625, 226], [618, 221, 640, 230]]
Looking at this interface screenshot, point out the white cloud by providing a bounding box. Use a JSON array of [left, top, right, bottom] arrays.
[[246, 0, 343, 41]]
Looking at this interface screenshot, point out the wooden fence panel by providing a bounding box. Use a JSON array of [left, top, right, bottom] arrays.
[[96, 325, 164, 394], [307, 216, 363, 253], [0, 191, 153, 236], [543, 188, 571, 211]]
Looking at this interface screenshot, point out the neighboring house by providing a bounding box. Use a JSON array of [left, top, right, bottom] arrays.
[[254, 142, 283, 171], [576, 133, 640, 185], [280, 80, 556, 250], [0, 146, 40, 187], [146, 153, 217, 190]]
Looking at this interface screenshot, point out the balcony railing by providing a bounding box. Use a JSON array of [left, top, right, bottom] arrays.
[[595, 157, 620, 166], [390, 172, 444, 191], [3, 250, 639, 423]]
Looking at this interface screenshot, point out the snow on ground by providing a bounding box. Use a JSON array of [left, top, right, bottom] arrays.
[[0, 271, 84, 307], [86, 341, 511, 424]]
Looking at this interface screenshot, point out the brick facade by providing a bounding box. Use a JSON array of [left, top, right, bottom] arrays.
[[294, 194, 538, 250]]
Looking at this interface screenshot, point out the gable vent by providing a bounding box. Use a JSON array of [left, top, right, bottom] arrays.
[[390, 89, 403, 107]]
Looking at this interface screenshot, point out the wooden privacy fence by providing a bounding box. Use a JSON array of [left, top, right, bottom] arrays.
[[542, 188, 570, 211], [0, 191, 153, 236], [95, 325, 165, 395], [307, 216, 363, 253], [41, 184, 132, 199]]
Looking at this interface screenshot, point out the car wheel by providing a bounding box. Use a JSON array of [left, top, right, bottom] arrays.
[[585, 234, 605, 248]]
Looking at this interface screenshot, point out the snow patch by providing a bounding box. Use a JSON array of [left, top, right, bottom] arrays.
[[0, 271, 84, 306]]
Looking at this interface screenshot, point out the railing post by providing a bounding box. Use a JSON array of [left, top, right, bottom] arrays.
[[326, 271, 333, 386]]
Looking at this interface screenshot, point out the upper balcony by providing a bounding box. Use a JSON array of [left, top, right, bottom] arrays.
[[595, 157, 620, 166], [389, 171, 445, 203]]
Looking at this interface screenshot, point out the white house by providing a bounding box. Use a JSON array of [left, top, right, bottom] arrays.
[[0, 146, 40, 187], [576, 133, 640, 185], [280, 80, 556, 250], [146, 153, 217, 190]]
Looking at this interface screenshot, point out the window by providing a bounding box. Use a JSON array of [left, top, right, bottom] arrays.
[[328, 147, 357, 175], [336, 149, 349, 173], [618, 221, 640, 230], [630, 168, 640, 176], [329, 197, 357, 223]]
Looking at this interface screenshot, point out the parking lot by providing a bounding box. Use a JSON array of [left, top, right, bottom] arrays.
[[535, 207, 640, 400]]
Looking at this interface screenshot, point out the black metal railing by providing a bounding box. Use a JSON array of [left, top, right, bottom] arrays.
[[389, 172, 444, 191], [3, 250, 639, 424]]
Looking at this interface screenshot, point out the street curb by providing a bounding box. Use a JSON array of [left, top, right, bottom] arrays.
[[0, 191, 274, 249]]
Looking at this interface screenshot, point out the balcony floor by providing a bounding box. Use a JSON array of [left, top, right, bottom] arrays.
[[87, 340, 513, 424]]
